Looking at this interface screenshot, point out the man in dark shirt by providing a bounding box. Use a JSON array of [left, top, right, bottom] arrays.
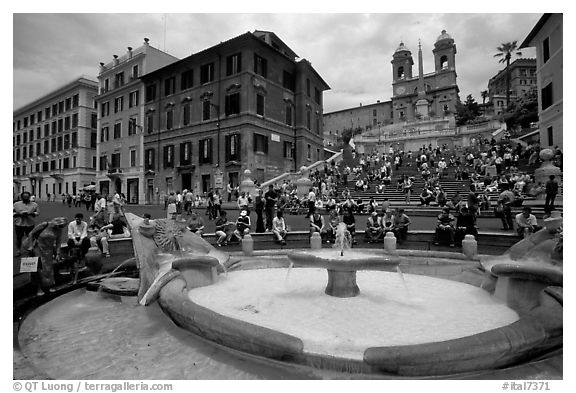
[[342, 210, 358, 245], [456, 206, 478, 245], [264, 184, 277, 231], [544, 175, 559, 214], [434, 208, 455, 247]]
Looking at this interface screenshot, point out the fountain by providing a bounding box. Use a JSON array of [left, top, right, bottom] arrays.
[[16, 212, 563, 379], [288, 222, 400, 297]]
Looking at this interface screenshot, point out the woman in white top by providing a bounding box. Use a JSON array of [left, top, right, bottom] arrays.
[[272, 210, 288, 245]]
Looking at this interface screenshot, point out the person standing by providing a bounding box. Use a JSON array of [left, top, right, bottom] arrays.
[[227, 182, 233, 203], [264, 184, 277, 231], [402, 175, 413, 205], [13, 191, 39, 256], [497, 188, 515, 231], [237, 192, 250, 214], [254, 189, 265, 233], [544, 175, 559, 214], [213, 190, 222, 218], [306, 188, 316, 218]]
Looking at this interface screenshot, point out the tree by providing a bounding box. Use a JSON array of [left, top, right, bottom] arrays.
[[481, 90, 488, 104], [500, 87, 538, 130], [494, 41, 522, 109], [455, 94, 482, 126]]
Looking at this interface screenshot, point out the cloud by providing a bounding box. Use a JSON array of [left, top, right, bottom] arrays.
[[13, 13, 541, 112]]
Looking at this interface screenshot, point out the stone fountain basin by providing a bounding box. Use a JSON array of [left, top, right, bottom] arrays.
[[288, 250, 400, 271]]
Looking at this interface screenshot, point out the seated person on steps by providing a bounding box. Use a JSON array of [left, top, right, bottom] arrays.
[[215, 211, 234, 247], [392, 208, 411, 245], [272, 210, 288, 245], [515, 206, 542, 238], [233, 209, 251, 241], [434, 208, 456, 247], [365, 211, 383, 243], [87, 216, 110, 258]]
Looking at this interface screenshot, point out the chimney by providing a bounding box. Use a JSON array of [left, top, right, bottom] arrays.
[[127, 46, 133, 59], [144, 38, 150, 45], [99, 62, 105, 72], [113, 55, 119, 66]]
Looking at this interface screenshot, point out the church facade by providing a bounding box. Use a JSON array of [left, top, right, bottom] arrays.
[[324, 30, 461, 147]]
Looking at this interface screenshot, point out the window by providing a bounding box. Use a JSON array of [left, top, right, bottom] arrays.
[[22, 146, 27, 159], [128, 118, 138, 136], [225, 134, 241, 161], [316, 114, 320, 134], [225, 93, 240, 116], [45, 107, 50, 119], [29, 144, 33, 157], [37, 111, 42, 122], [91, 113, 97, 128], [397, 66, 405, 79], [541, 83, 553, 110], [132, 64, 139, 79], [113, 122, 122, 139], [72, 113, 78, 128], [547, 126, 553, 146], [181, 69, 194, 90], [129, 90, 139, 108], [440, 55, 449, 69], [283, 71, 295, 91], [115, 72, 124, 88], [183, 103, 191, 126], [253, 133, 268, 154], [130, 149, 137, 167], [101, 101, 110, 117], [285, 105, 293, 126], [58, 119, 63, 133], [199, 138, 213, 164], [57, 137, 63, 151], [90, 132, 97, 148], [51, 138, 56, 153], [144, 149, 155, 171], [111, 153, 121, 169], [72, 94, 79, 108], [101, 126, 109, 142], [72, 132, 77, 147], [164, 77, 176, 96], [226, 53, 242, 76], [146, 84, 157, 102], [42, 125, 47, 138], [306, 109, 311, 129], [52, 103, 58, 116], [15, 149, 20, 161], [100, 155, 108, 171], [31, 129, 35, 141], [58, 101, 64, 114], [64, 134, 70, 149], [42, 161, 48, 172], [163, 145, 174, 168], [200, 63, 215, 84], [64, 116, 71, 130], [254, 54, 267, 78], [180, 142, 192, 165], [315, 88, 321, 105], [256, 94, 265, 116], [306, 79, 311, 96], [23, 133, 27, 144], [104, 78, 109, 92], [24, 117, 28, 128], [17, 120, 20, 130], [16, 134, 21, 145], [30, 114, 35, 125], [202, 100, 212, 121], [146, 113, 154, 133], [114, 96, 124, 113], [543, 37, 550, 63], [92, 157, 96, 170], [44, 141, 49, 155], [307, 144, 311, 160], [65, 98, 71, 111], [283, 142, 294, 158], [166, 110, 173, 129]]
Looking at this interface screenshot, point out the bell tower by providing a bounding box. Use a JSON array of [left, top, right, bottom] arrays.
[[433, 30, 457, 73], [391, 42, 414, 83]]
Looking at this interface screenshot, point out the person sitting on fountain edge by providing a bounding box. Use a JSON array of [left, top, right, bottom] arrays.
[[324, 209, 340, 244], [365, 211, 383, 243], [455, 206, 478, 246], [67, 213, 91, 260], [342, 209, 357, 245], [272, 210, 288, 245], [434, 207, 456, 248], [215, 211, 233, 247], [309, 208, 325, 237], [392, 208, 411, 245], [186, 210, 205, 237], [515, 206, 541, 238], [233, 209, 251, 241]]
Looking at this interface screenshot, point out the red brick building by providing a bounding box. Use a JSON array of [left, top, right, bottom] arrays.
[[140, 30, 329, 202]]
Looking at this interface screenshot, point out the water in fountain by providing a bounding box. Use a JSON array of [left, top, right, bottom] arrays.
[[285, 261, 294, 284], [334, 222, 352, 256], [395, 266, 411, 298], [96, 258, 135, 294]]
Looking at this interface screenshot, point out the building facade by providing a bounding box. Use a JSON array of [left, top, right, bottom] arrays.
[[520, 14, 563, 149], [95, 38, 179, 204], [140, 30, 329, 203], [13, 77, 98, 199], [487, 58, 537, 116], [323, 30, 460, 151], [391, 30, 459, 122]]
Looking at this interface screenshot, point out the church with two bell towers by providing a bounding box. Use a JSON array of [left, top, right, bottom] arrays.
[[323, 30, 462, 149], [390, 30, 459, 123]]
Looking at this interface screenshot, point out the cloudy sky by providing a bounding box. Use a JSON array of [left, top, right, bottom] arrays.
[[13, 13, 541, 113]]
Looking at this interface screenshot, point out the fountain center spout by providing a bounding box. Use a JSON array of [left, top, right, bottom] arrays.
[[334, 222, 351, 256]]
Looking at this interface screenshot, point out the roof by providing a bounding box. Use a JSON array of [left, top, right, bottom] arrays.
[[520, 14, 553, 49], [435, 29, 453, 43]]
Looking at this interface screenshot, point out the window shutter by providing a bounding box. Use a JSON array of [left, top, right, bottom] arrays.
[[253, 133, 257, 152], [236, 134, 241, 160], [208, 139, 213, 164], [225, 135, 230, 162]]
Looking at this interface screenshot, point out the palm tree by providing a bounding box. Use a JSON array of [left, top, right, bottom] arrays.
[[494, 41, 522, 109], [481, 90, 488, 104]]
